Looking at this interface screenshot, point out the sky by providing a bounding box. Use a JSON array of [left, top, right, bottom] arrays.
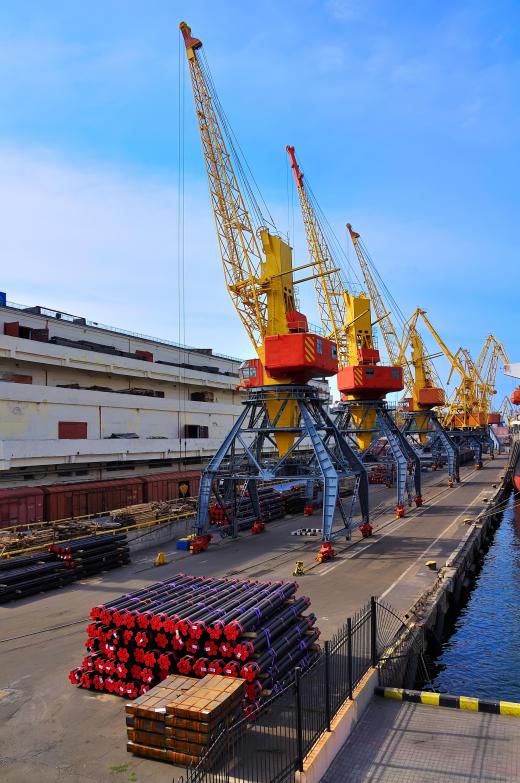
[[0, 0, 518, 402]]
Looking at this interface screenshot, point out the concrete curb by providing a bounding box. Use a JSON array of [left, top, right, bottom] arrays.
[[295, 668, 379, 783], [375, 686, 520, 716]]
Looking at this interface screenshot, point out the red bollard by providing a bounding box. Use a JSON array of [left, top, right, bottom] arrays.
[[316, 542, 335, 563]]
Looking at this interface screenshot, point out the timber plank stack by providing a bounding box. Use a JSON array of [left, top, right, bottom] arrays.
[[111, 498, 196, 527], [126, 674, 244, 765]]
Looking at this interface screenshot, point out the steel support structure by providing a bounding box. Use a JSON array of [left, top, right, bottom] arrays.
[[336, 400, 422, 512], [402, 410, 460, 486], [489, 426, 500, 454], [194, 385, 369, 542], [447, 428, 489, 468]]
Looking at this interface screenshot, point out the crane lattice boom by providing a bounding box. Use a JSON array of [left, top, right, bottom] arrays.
[[346, 224, 414, 395], [286, 146, 351, 363], [180, 22, 268, 351]]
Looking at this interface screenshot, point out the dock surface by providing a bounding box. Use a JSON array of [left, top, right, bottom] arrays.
[[322, 697, 520, 782], [0, 456, 507, 782]]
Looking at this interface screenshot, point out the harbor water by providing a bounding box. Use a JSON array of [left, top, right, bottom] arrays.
[[432, 492, 520, 700]]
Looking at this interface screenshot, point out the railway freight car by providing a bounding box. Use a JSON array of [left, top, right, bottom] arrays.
[[0, 469, 202, 528]]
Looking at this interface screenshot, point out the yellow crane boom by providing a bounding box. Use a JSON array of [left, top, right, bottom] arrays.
[[180, 21, 292, 354], [285, 145, 352, 364], [286, 146, 406, 459], [180, 23, 340, 459], [347, 224, 415, 395]]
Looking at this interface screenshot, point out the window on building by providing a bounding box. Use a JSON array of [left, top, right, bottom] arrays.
[[58, 421, 88, 439], [184, 424, 209, 439], [190, 391, 215, 402]]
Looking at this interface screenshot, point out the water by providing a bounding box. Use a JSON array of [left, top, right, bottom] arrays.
[[432, 493, 520, 701]]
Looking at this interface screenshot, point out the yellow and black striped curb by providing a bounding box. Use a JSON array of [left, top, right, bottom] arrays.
[[375, 687, 520, 716]]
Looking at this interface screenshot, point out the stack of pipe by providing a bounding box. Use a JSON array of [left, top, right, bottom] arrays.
[[51, 534, 129, 577], [209, 499, 255, 529], [0, 552, 75, 602], [69, 573, 320, 711], [0, 533, 129, 603], [209, 486, 286, 528], [256, 486, 285, 522]]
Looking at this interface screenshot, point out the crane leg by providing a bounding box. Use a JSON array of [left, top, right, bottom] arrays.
[[375, 403, 423, 514], [195, 386, 369, 551]]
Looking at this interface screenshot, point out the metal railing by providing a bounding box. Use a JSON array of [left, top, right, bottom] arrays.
[[0, 510, 196, 559], [176, 597, 406, 783], [2, 299, 242, 364]]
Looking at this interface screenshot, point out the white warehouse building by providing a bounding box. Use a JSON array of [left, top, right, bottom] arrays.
[[0, 298, 244, 490]]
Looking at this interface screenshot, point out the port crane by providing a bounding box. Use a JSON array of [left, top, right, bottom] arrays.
[[409, 313, 492, 467], [475, 336, 509, 426], [346, 224, 459, 483], [440, 335, 508, 459], [396, 311, 460, 486], [286, 145, 422, 517], [180, 22, 368, 549]]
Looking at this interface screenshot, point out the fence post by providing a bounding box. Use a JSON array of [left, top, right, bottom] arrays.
[[370, 596, 378, 668], [295, 666, 304, 772], [347, 617, 353, 699], [324, 640, 331, 731]]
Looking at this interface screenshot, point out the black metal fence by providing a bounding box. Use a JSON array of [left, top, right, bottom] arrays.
[[175, 597, 407, 783]]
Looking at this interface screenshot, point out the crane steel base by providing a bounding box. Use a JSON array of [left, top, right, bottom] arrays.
[[194, 385, 369, 544], [447, 427, 495, 469], [336, 400, 422, 515], [402, 410, 460, 486]]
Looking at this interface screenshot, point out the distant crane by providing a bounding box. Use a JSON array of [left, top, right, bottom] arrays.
[[412, 313, 508, 466], [286, 145, 422, 517], [346, 224, 458, 483], [180, 22, 368, 551], [397, 311, 459, 486]]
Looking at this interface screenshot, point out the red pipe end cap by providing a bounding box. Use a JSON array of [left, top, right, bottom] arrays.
[[224, 622, 242, 642]]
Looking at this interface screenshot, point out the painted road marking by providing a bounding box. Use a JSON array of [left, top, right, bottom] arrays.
[[379, 491, 486, 600], [319, 468, 485, 578]]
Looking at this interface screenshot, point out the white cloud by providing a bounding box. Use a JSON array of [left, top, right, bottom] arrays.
[[325, 0, 369, 22], [0, 144, 251, 359]]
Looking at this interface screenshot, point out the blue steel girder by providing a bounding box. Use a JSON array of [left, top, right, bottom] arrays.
[[449, 429, 484, 468], [300, 397, 369, 541], [403, 411, 460, 484], [336, 400, 422, 509], [375, 404, 422, 506]]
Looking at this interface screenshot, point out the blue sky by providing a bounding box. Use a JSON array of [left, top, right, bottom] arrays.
[[0, 0, 518, 401]]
